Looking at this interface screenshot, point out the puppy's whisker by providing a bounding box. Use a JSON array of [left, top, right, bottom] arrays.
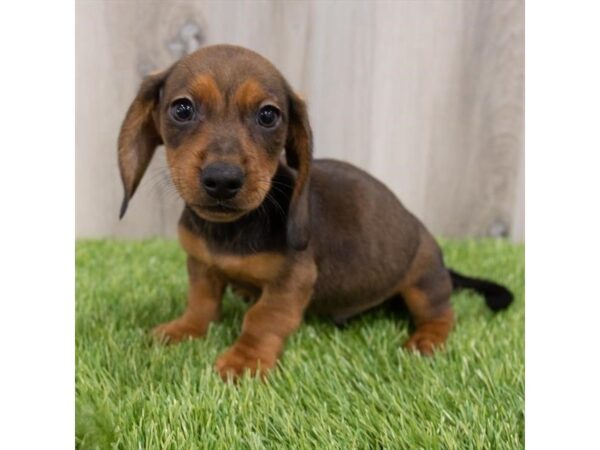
[[270, 179, 294, 189], [265, 193, 286, 222], [141, 172, 185, 206]]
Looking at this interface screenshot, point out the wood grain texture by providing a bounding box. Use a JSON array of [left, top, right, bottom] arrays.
[[76, 0, 524, 240]]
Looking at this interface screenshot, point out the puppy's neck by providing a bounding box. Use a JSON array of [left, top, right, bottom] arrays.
[[181, 163, 295, 254]]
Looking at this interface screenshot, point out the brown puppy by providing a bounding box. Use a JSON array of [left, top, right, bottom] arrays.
[[118, 45, 513, 380]]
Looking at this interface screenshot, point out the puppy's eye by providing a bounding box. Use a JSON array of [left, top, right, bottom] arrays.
[[170, 99, 195, 122], [257, 105, 281, 128]]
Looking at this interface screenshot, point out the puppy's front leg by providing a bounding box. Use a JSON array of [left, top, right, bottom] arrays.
[[153, 256, 225, 343], [215, 260, 317, 380]]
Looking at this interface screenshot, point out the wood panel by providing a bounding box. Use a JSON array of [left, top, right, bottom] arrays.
[[76, 0, 524, 240]]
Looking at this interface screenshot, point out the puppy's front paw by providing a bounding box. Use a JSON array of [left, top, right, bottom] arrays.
[[214, 345, 275, 381], [152, 318, 205, 344]]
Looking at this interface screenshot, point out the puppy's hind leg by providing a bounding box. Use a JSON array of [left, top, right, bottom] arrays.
[[400, 281, 454, 355], [397, 234, 454, 355]]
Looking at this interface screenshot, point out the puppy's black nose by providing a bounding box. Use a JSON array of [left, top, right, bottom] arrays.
[[201, 163, 244, 200]]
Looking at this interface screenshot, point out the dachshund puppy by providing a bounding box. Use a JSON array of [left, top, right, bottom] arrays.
[[118, 44, 513, 380]]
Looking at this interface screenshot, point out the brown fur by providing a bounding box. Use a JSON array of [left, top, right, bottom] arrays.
[[117, 44, 512, 381]]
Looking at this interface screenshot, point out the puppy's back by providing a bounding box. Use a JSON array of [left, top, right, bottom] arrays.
[[308, 159, 426, 316]]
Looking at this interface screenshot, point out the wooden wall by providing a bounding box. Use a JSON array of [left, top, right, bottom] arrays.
[[76, 0, 524, 240]]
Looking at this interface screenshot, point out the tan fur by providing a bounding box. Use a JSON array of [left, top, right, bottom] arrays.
[[153, 257, 225, 343], [215, 256, 317, 379], [190, 73, 223, 111], [234, 78, 272, 112], [395, 231, 455, 354], [178, 224, 286, 287]]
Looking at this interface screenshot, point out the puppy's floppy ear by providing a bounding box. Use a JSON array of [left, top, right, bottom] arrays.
[[117, 69, 170, 218], [284, 89, 313, 250]]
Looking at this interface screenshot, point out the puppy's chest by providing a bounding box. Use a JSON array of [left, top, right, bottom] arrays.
[[178, 224, 285, 287]]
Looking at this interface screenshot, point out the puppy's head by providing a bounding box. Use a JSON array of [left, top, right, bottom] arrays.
[[118, 45, 312, 249]]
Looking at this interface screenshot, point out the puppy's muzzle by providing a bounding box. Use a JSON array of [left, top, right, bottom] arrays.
[[201, 163, 245, 200]]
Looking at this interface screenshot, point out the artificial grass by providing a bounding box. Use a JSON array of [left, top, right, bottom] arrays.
[[76, 238, 524, 449]]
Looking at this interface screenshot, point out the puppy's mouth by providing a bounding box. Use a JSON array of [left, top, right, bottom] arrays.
[[204, 202, 242, 213], [190, 201, 248, 222]]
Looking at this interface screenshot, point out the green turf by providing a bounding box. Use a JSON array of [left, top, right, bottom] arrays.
[[76, 238, 524, 449]]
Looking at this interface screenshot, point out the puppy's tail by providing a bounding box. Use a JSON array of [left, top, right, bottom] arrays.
[[449, 269, 514, 311]]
